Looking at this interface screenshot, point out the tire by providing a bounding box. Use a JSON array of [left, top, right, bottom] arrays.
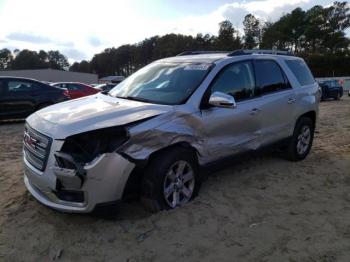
[[285, 117, 314, 161], [334, 92, 340, 100], [141, 147, 201, 212]]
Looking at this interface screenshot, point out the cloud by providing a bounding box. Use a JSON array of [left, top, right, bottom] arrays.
[[88, 36, 102, 47], [62, 48, 87, 61], [0, 45, 18, 51], [7, 32, 52, 44], [58, 41, 75, 48], [0, 0, 337, 62], [242, 0, 309, 14], [221, 4, 249, 28], [6, 32, 74, 47], [161, 0, 313, 39]]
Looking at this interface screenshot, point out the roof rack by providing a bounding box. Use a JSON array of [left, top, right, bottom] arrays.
[[176, 51, 230, 56], [228, 49, 293, 56], [176, 49, 294, 57]]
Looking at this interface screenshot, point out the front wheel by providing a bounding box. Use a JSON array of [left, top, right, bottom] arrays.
[[141, 147, 200, 212], [285, 117, 314, 161]]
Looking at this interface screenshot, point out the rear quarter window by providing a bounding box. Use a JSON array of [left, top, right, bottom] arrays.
[[7, 80, 42, 92], [285, 59, 315, 86]]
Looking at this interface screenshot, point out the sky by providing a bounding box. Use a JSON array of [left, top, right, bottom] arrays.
[[0, 0, 340, 63]]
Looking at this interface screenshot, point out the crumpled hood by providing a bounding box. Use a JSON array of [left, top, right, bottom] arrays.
[[26, 93, 172, 139]]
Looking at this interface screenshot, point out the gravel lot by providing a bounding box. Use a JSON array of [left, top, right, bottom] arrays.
[[0, 97, 350, 262]]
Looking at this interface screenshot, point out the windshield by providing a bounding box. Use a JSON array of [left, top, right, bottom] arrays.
[[109, 62, 212, 105]]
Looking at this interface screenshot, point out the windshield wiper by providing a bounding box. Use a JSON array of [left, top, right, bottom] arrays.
[[101, 90, 111, 95], [116, 95, 153, 103]]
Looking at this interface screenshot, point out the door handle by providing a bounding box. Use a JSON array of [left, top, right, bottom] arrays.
[[250, 108, 261, 115], [288, 98, 296, 104]]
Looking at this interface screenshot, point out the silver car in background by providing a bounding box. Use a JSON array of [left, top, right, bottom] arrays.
[[23, 50, 319, 213]]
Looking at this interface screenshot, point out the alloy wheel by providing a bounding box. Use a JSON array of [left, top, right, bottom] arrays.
[[296, 125, 311, 155], [163, 160, 195, 208]]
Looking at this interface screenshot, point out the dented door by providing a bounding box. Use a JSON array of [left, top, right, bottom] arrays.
[[200, 97, 263, 162], [199, 60, 263, 162]]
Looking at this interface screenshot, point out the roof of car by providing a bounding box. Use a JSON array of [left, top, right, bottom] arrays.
[[51, 82, 93, 87], [0, 76, 40, 81], [52, 82, 85, 84], [319, 80, 338, 83], [157, 49, 297, 64]]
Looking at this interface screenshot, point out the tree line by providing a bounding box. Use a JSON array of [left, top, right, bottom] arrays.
[[0, 49, 69, 71], [0, 1, 349, 77]]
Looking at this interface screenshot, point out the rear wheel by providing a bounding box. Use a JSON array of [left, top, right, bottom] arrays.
[[141, 147, 200, 212], [334, 92, 341, 100], [285, 117, 314, 161]]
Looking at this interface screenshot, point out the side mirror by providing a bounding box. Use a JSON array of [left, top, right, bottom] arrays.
[[208, 91, 237, 108]]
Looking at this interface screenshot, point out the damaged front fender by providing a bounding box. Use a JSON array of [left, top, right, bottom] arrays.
[[119, 110, 208, 164]]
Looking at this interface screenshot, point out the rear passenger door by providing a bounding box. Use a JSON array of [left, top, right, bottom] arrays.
[[253, 59, 296, 145]]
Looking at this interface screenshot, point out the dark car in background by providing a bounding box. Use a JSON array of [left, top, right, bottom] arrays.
[[51, 82, 99, 99], [318, 80, 343, 100], [0, 77, 69, 120]]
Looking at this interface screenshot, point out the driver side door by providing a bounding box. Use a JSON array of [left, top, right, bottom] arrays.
[[200, 60, 264, 163]]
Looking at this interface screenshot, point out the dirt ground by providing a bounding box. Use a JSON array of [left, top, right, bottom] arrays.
[[0, 97, 350, 262]]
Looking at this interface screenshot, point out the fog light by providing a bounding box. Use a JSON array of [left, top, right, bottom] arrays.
[[54, 190, 84, 203]]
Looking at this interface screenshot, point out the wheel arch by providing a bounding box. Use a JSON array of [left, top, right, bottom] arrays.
[[121, 142, 200, 200], [298, 110, 316, 127]]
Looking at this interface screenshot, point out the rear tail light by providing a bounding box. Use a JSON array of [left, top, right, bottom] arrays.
[[63, 90, 70, 99]]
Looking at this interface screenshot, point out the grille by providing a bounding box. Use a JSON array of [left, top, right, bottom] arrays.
[[23, 124, 52, 171]]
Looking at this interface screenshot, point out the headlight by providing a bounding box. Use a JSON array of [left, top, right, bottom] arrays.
[[60, 126, 129, 164]]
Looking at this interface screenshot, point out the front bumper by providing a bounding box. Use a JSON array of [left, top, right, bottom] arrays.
[[24, 149, 135, 213]]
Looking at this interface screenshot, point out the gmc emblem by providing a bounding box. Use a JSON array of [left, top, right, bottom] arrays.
[[24, 131, 38, 149]]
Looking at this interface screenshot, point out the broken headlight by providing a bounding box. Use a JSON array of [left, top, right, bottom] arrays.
[[59, 126, 129, 164]]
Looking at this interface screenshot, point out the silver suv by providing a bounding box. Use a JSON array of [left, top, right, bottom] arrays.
[[23, 50, 319, 213]]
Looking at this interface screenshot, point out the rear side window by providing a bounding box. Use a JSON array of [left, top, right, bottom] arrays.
[[67, 84, 83, 90], [7, 80, 41, 92], [285, 59, 315, 86], [210, 61, 256, 101], [254, 60, 290, 95]]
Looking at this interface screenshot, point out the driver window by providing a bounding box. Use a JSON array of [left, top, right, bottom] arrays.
[[210, 61, 256, 101]]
